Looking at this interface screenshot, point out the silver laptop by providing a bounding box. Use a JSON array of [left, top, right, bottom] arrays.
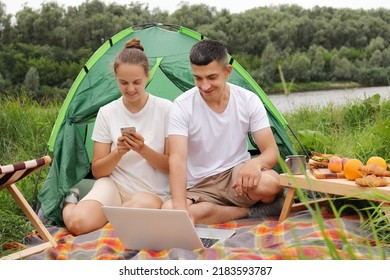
[[102, 206, 236, 251]]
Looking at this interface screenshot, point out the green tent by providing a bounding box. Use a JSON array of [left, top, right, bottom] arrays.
[[38, 23, 296, 226]]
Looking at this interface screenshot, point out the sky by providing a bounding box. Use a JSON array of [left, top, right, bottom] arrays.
[[4, 0, 390, 16]]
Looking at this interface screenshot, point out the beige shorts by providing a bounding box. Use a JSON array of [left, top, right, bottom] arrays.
[[81, 177, 170, 206], [186, 163, 259, 208]]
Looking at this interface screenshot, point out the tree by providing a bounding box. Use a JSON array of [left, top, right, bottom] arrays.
[[369, 49, 382, 67], [3, 2, 390, 95], [381, 47, 390, 67], [32, 3, 66, 46], [359, 16, 389, 46], [311, 17, 333, 49], [24, 67, 40, 96], [196, 9, 231, 45], [330, 54, 354, 81], [169, 3, 216, 29], [0, 1, 6, 41], [295, 15, 316, 51], [0, 72, 6, 91], [283, 53, 311, 83], [14, 7, 40, 44], [358, 67, 389, 86], [0, 13, 12, 44], [268, 19, 297, 52], [226, 8, 277, 55], [367, 37, 385, 56], [258, 42, 280, 85], [310, 49, 326, 81]]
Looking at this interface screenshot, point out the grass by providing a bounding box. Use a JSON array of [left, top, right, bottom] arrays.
[[284, 93, 390, 162], [1, 92, 390, 259], [0, 93, 59, 256]]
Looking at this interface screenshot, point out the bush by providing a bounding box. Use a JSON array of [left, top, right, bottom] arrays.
[[358, 67, 390, 86], [342, 94, 381, 129]]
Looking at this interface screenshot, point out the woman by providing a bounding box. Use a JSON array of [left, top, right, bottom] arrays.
[[62, 38, 171, 235]]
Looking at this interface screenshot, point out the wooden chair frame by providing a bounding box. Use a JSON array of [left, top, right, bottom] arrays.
[[0, 155, 57, 259]]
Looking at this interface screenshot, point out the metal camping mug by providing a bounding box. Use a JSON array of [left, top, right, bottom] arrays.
[[285, 155, 307, 174]]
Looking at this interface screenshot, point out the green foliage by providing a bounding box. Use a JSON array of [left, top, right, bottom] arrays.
[[342, 93, 381, 129], [369, 50, 382, 67], [297, 129, 330, 154], [358, 67, 390, 86], [0, 94, 58, 257], [286, 53, 312, 82], [0, 72, 6, 91], [0, 93, 59, 164], [0, 42, 88, 97], [310, 48, 326, 81], [257, 42, 281, 85], [24, 66, 40, 96], [232, 53, 261, 71], [381, 47, 390, 67], [358, 120, 390, 162], [169, 3, 216, 29], [361, 200, 390, 246], [1, 1, 390, 98], [331, 55, 355, 81], [367, 36, 386, 55], [0, 207, 34, 256], [285, 94, 390, 161]]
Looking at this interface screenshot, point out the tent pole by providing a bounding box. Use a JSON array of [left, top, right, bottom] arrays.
[[287, 125, 310, 159]]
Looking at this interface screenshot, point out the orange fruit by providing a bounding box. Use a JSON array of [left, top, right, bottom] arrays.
[[343, 159, 364, 181], [366, 156, 387, 169]]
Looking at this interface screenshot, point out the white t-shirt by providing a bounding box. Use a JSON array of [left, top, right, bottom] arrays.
[[168, 83, 270, 188], [92, 94, 172, 196]]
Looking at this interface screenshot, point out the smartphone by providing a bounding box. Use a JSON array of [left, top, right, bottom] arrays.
[[120, 126, 136, 135]]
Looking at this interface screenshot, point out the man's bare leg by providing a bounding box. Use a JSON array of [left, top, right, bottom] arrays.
[[162, 196, 284, 224], [247, 170, 281, 203], [189, 202, 249, 224], [188, 195, 284, 224], [162, 199, 248, 224]]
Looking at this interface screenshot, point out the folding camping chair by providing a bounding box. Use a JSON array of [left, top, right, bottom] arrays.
[[0, 155, 57, 260]]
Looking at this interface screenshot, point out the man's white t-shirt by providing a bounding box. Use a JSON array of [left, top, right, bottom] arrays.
[[92, 94, 172, 196], [168, 83, 270, 188]]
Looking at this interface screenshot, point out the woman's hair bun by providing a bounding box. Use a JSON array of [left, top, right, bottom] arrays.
[[125, 38, 144, 51]]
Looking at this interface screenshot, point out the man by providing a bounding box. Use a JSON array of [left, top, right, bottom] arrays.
[[162, 39, 283, 224]]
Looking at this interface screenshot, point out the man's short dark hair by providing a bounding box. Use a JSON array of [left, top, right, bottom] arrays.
[[190, 39, 228, 66]]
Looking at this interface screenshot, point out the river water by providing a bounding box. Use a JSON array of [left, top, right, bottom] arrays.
[[267, 86, 390, 113]]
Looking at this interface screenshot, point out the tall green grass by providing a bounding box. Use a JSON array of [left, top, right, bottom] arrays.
[[1, 93, 390, 258], [0, 93, 59, 256], [285, 93, 390, 162]]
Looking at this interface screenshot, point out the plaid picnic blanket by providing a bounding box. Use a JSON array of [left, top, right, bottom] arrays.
[[14, 210, 389, 260]]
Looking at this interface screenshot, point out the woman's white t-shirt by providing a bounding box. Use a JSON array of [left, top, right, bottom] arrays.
[[168, 83, 270, 188], [92, 94, 172, 196]]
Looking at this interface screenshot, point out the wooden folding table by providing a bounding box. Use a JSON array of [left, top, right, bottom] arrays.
[[278, 172, 390, 223]]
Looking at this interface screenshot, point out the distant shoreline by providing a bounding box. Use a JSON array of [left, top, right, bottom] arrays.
[[268, 85, 390, 113], [267, 81, 362, 95]]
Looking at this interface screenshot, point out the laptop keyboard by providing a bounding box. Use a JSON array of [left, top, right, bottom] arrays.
[[200, 237, 220, 248]]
